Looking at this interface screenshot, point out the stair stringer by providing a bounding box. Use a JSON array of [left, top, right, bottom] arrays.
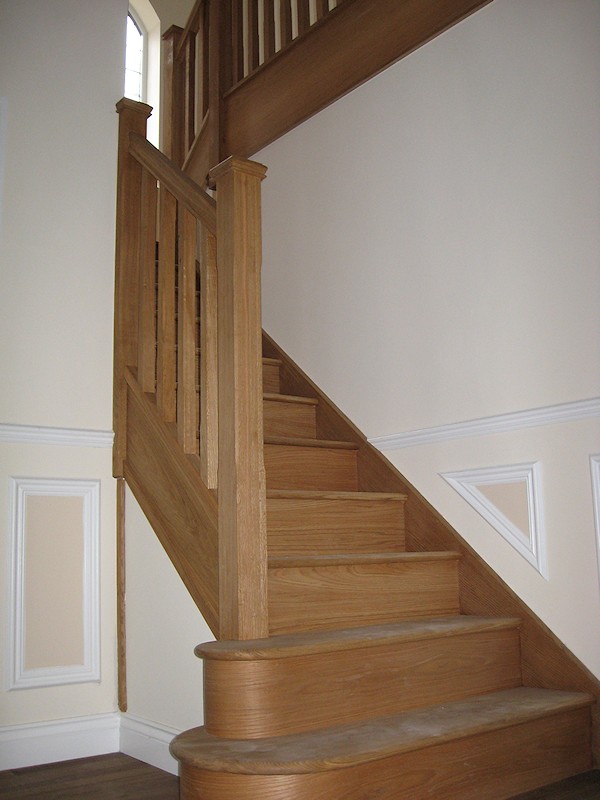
[[261, 330, 600, 762]]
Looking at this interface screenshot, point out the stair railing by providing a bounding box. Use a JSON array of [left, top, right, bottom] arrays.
[[162, 0, 342, 180], [114, 98, 269, 640]]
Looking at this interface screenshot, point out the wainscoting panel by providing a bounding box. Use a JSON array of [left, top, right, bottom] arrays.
[[7, 477, 101, 690]]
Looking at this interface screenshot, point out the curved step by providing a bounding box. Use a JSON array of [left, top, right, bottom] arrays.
[[198, 616, 523, 738], [172, 688, 592, 800]]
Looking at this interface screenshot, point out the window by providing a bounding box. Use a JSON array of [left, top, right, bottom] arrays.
[[124, 11, 146, 102]]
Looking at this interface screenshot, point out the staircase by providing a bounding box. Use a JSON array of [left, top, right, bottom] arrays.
[[167, 340, 593, 799], [113, 4, 599, 797]]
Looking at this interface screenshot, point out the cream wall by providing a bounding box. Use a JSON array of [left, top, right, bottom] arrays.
[[122, 488, 212, 771], [0, 0, 126, 430], [258, 0, 600, 675], [0, 0, 127, 767]]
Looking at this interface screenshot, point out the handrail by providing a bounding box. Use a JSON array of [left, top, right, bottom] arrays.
[[114, 98, 269, 641], [162, 0, 343, 178], [164, 0, 493, 184], [128, 133, 216, 233]]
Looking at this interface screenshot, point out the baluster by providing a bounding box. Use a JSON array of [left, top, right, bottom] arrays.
[[263, 0, 275, 60], [156, 187, 177, 422], [315, 0, 329, 21], [177, 206, 199, 453], [279, 0, 293, 48], [231, 0, 245, 84], [297, 0, 310, 35], [137, 168, 158, 393], [183, 34, 196, 154], [199, 229, 218, 489], [199, 1, 210, 119], [248, 0, 260, 72], [210, 156, 269, 640]]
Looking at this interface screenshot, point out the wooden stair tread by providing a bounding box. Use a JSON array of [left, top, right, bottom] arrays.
[[268, 551, 460, 568], [196, 615, 522, 660], [262, 357, 282, 366], [267, 489, 407, 501], [263, 393, 318, 405], [171, 688, 593, 774], [264, 435, 357, 450]]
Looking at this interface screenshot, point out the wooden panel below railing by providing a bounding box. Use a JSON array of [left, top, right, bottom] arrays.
[[221, 0, 493, 160], [123, 368, 219, 635]]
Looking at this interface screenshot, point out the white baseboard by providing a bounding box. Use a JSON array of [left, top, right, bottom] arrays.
[[0, 713, 120, 770], [120, 713, 180, 776]]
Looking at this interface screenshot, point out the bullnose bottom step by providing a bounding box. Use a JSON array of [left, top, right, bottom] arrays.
[[172, 688, 592, 800], [171, 688, 592, 775]]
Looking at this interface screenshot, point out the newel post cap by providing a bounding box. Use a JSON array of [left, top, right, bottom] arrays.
[[116, 97, 153, 119], [208, 155, 268, 185]]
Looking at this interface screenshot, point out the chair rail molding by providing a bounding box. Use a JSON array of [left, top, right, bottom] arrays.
[[440, 462, 547, 579], [369, 397, 600, 450], [0, 422, 114, 448], [7, 477, 101, 690]]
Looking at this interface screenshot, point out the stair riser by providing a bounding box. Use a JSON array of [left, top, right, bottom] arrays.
[[262, 363, 280, 394], [267, 496, 405, 554], [264, 444, 358, 491], [179, 708, 591, 800], [203, 629, 521, 738], [263, 400, 317, 439], [268, 558, 460, 634]]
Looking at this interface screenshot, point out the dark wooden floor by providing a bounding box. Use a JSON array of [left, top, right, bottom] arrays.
[[0, 753, 598, 798], [0, 753, 178, 799]]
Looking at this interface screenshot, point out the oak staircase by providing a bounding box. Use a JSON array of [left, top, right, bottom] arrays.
[[113, 2, 600, 798]]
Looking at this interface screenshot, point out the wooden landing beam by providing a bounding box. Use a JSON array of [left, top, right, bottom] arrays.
[[222, 0, 494, 158]]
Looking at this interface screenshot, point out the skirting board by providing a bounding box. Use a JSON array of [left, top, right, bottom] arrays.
[[119, 713, 180, 775], [0, 712, 180, 774], [0, 713, 120, 770]]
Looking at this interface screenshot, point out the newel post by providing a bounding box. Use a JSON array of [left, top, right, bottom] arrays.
[[210, 156, 269, 641], [113, 98, 152, 478]]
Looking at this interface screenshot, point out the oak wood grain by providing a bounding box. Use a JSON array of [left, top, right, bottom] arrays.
[[202, 622, 522, 738], [124, 368, 219, 634], [262, 394, 317, 438], [264, 440, 358, 491], [199, 229, 218, 488], [114, 99, 153, 476], [177, 207, 199, 453], [175, 691, 591, 800], [156, 187, 177, 422], [128, 133, 216, 233], [266, 489, 406, 555], [263, 329, 600, 762], [222, 0, 493, 157], [210, 156, 269, 640], [268, 554, 460, 634]]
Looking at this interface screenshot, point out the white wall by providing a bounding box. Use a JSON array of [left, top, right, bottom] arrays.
[[121, 488, 212, 773], [0, 0, 127, 767], [258, 0, 600, 675]]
